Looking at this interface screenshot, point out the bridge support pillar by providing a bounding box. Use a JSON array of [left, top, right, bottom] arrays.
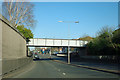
[[68, 46, 70, 64], [50, 47, 52, 59]]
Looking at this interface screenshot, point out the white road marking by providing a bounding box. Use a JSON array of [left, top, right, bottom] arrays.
[[62, 73, 66, 75]]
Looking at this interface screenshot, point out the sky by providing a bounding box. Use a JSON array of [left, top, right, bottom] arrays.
[[0, 0, 120, 2], [31, 2, 118, 39]]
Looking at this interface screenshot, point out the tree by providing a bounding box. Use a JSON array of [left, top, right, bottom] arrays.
[[97, 26, 116, 49], [87, 37, 110, 55], [112, 28, 120, 55], [112, 28, 120, 44], [17, 25, 33, 39], [2, 0, 35, 28], [87, 26, 118, 55]]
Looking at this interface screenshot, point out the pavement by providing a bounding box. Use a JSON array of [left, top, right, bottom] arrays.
[[49, 54, 120, 75], [38, 54, 120, 76], [37, 53, 120, 74]]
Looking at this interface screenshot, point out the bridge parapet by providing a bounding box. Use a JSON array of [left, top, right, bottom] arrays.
[[27, 38, 89, 47]]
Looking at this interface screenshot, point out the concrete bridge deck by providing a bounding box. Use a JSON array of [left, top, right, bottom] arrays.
[[27, 38, 89, 47]]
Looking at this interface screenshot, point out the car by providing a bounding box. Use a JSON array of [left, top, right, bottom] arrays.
[[52, 51, 58, 55], [57, 52, 67, 57], [34, 53, 39, 60]]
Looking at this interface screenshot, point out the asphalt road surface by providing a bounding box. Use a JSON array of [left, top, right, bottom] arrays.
[[9, 54, 119, 78]]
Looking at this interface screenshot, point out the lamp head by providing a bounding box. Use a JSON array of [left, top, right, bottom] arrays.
[[58, 21, 63, 22], [75, 21, 79, 23]]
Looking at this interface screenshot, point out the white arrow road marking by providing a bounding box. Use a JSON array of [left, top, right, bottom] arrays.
[[62, 73, 66, 75]]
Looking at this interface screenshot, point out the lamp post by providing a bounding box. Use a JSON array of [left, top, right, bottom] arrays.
[[58, 21, 79, 64]]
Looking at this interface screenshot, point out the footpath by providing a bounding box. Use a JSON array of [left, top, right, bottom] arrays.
[[51, 55, 120, 75]]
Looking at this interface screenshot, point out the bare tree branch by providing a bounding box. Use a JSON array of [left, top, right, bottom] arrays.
[[2, 0, 35, 28]]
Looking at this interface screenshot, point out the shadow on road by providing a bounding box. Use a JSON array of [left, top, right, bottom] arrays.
[[33, 57, 63, 61]]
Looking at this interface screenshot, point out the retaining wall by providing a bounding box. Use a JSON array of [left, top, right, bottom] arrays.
[[79, 55, 119, 63], [0, 15, 32, 76], [0, 15, 2, 79]]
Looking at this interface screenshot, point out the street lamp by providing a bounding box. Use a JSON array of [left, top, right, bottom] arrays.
[[58, 21, 79, 64]]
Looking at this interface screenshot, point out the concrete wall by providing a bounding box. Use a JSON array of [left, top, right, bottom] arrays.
[[77, 47, 119, 62], [0, 15, 32, 75], [78, 47, 87, 56], [79, 55, 119, 61], [0, 15, 2, 79]]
